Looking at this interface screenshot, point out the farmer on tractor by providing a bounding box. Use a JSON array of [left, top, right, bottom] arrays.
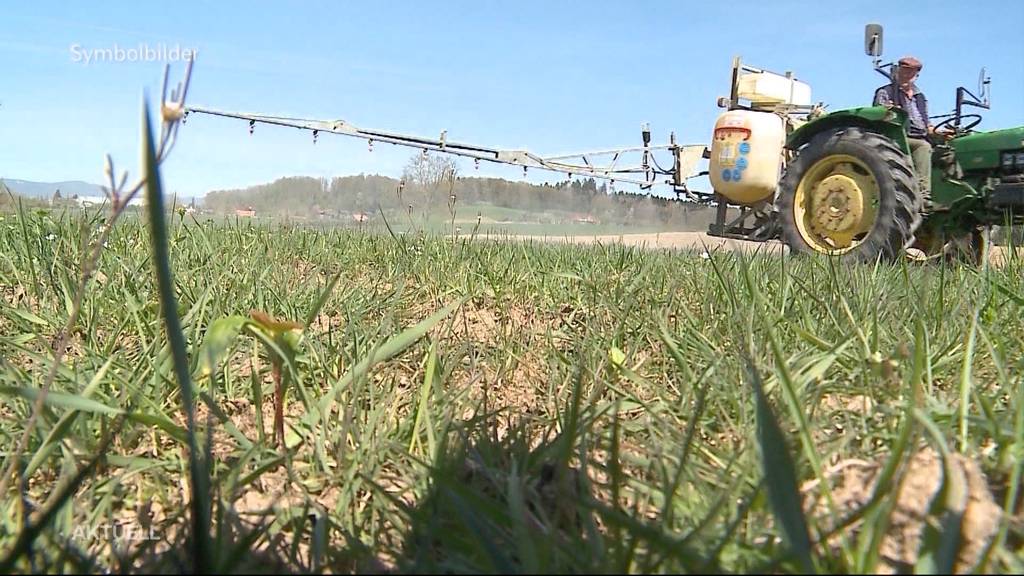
[[872, 56, 952, 195]]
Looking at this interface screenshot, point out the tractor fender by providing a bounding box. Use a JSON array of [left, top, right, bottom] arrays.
[[786, 106, 911, 155]]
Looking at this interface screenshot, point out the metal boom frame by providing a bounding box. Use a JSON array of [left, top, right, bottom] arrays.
[[183, 105, 710, 198]]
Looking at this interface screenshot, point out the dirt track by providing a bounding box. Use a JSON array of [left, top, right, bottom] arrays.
[[481, 231, 785, 254], [483, 231, 1017, 265]]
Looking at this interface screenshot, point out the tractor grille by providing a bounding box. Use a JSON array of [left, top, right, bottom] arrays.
[[988, 181, 1024, 208], [1001, 149, 1024, 176]]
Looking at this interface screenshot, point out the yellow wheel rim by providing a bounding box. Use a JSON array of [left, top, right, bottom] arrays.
[[793, 154, 880, 254]]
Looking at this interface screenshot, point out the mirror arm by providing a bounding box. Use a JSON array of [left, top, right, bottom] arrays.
[[958, 87, 990, 110], [955, 87, 965, 128], [873, 62, 893, 81]]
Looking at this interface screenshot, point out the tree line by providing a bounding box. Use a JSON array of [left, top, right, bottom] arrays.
[[202, 155, 717, 229]]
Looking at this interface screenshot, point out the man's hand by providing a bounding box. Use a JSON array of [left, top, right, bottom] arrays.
[[934, 126, 956, 141], [881, 100, 904, 113]]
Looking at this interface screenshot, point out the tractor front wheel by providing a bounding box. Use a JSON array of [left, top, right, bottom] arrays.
[[777, 128, 924, 261], [909, 225, 991, 265]]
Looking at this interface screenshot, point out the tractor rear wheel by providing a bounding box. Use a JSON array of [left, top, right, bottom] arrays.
[[777, 127, 924, 261]]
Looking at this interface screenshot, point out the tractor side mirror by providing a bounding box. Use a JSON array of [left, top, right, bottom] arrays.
[[864, 23, 883, 57]]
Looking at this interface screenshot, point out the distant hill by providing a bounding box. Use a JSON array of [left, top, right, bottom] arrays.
[[1, 179, 198, 207], [1, 179, 105, 199]]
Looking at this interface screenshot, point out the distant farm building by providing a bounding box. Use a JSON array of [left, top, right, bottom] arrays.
[[352, 212, 369, 223], [74, 194, 144, 208], [76, 195, 108, 207], [572, 213, 600, 225], [235, 207, 256, 217]]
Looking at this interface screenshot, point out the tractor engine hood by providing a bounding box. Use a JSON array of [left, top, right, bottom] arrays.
[[953, 127, 1024, 172]]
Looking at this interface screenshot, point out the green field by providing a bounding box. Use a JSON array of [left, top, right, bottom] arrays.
[[1, 205, 1022, 573]]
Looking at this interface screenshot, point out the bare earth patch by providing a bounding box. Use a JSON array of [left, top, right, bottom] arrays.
[[803, 448, 1001, 574]]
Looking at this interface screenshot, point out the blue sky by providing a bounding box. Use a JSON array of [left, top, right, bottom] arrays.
[[2, 1, 1022, 199]]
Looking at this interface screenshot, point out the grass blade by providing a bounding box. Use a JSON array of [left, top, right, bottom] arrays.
[[142, 98, 212, 574], [747, 358, 815, 574]]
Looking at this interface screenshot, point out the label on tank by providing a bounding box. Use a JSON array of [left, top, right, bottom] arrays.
[[736, 157, 748, 169], [718, 146, 736, 166], [739, 142, 751, 154], [732, 169, 742, 181], [721, 169, 732, 182]]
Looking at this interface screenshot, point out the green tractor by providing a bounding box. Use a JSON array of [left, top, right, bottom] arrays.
[[706, 24, 1024, 263]]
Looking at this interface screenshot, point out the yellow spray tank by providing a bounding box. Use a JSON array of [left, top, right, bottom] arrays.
[[709, 109, 786, 206]]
